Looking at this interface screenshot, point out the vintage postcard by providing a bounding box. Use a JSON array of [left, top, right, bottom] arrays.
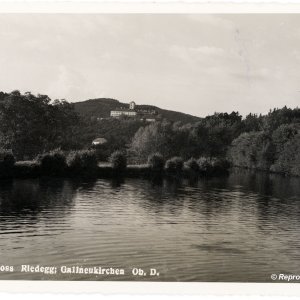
[[0, 1, 300, 296]]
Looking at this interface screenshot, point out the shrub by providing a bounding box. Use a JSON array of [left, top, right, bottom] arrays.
[[197, 157, 213, 175], [197, 157, 230, 176], [211, 158, 230, 175], [184, 158, 199, 173], [165, 156, 183, 175], [0, 149, 15, 178], [0, 149, 15, 168], [14, 161, 40, 178], [148, 153, 165, 173], [67, 150, 98, 176], [109, 151, 127, 172], [37, 149, 67, 176]]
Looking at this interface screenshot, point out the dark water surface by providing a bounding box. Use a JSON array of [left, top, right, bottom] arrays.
[[0, 169, 299, 282]]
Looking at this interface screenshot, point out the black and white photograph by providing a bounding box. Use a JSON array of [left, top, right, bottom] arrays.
[[0, 12, 299, 285]]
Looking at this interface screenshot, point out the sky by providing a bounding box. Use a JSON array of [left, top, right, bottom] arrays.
[[0, 14, 300, 117]]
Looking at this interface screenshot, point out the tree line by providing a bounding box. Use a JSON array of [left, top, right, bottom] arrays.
[[1, 91, 299, 176], [0, 90, 86, 159]]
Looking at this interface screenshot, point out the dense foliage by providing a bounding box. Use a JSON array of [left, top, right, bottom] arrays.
[[0, 149, 15, 178], [109, 151, 127, 172], [130, 107, 300, 176], [165, 157, 184, 176], [130, 112, 243, 162], [67, 150, 98, 177], [90, 117, 146, 160], [1, 90, 300, 177], [196, 157, 230, 176], [0, 91, 84, 160], [37, 149, 67, 176], [270, 132, 300, 176], [228, 110, 300, 176], [184, 158, 199, 173], [147, 153, 165, 173]]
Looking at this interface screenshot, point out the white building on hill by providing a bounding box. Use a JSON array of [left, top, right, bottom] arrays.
[[92, 137, 108, 146], [110, 101, 157, 122], [110, 101, 138, 118]]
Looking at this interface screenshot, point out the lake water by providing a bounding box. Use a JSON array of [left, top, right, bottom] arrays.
[[0, 169, 299, 282]]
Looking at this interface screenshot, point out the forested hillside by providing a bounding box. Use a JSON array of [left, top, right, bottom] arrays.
[[74, 98, 200, 124]]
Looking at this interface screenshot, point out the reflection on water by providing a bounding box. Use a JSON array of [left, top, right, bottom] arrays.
[[0, 169, 299, 282]]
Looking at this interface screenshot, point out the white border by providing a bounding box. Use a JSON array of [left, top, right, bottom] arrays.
[[1, 2, 300, 13], [0, 281, 299, 295]]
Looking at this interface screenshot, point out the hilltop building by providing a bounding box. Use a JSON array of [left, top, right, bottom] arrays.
[[129, 101, 135, 110], [92, 137, 107, 146], [110, 101, 157, 122]]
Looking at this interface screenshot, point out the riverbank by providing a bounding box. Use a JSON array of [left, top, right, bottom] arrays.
[[1, 160, 298, 181], [0, 160, 229, 180]]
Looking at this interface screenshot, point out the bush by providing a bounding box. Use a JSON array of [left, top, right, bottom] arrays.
[[165, 156, 183, 175], [37, 149, 67, 176], [197, 157, 230, 176], [67, 150, 98, 176], [148, 153, 165, 173], [0, 149, 15, 167], [184, 158, 199, 173], [109, 151, 127, 172], [211, 158, 230, 175], [197, 157, 213, 175], [0, 149, 15, 178], [14, 161, 40, 178]]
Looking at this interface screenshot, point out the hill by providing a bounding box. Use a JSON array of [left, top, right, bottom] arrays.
[[73, 98, 200, 124]]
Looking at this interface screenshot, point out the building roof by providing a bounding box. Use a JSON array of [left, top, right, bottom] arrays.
[[92, 138, 108, 145]]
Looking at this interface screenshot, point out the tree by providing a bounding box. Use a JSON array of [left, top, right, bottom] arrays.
[[270, 133, 300, 176], [228, 131, 273, 170], [0, 91, 82, 159], [271, 123, 299, 162], [243, 113, 263, 132], [262, 106, 300, 132], [130, 121, 176, 162]]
